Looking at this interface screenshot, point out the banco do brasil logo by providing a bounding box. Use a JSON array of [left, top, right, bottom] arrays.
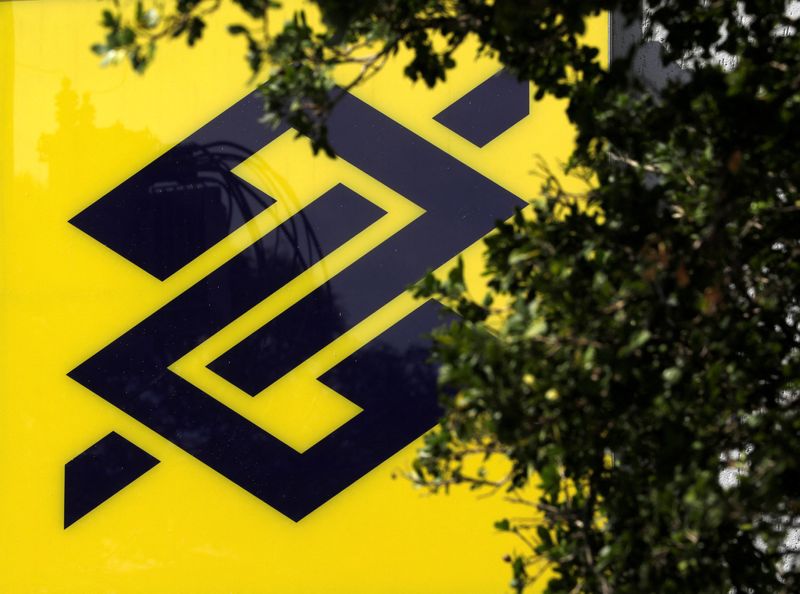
[[64, 73, 528, 527]]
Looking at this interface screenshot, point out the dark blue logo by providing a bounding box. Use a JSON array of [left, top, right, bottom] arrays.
[[64, 76, 527, 527]]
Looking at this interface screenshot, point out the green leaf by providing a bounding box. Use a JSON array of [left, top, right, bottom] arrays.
[[536, 525, 552, 546], [662, 367, 683, 385], [187, 17, 206, 46]]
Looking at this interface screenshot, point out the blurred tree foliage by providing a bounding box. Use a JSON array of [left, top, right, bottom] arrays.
[[93, 1, 799, 592]]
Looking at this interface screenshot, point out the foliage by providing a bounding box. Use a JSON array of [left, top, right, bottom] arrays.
[[93, 1, 800, 592]]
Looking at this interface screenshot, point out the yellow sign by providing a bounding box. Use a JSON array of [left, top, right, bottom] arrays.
[[0, 2, 607, 592]]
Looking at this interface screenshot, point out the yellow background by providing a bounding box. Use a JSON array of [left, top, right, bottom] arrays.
[[0, 2, 607, 592]]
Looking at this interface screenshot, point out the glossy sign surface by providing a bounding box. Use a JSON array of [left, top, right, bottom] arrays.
[[0, 2, 608, 592]]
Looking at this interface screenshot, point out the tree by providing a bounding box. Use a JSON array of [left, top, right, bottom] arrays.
[[92, 1, 800, 592]]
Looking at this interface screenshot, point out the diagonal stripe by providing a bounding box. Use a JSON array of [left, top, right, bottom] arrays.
[[64, 432, 159, 528], [69, 94, 289, 280], [433, 70, 530, 147]]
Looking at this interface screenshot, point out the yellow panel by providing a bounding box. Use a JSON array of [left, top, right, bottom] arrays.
[[0, 1, 608, 592]]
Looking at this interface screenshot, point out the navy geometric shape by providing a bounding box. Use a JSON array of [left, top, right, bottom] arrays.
[[433, 69, 529, 147], [68, 86, 524, 522], [69, 93, 288, 280], [64, 432, 158, 528]]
